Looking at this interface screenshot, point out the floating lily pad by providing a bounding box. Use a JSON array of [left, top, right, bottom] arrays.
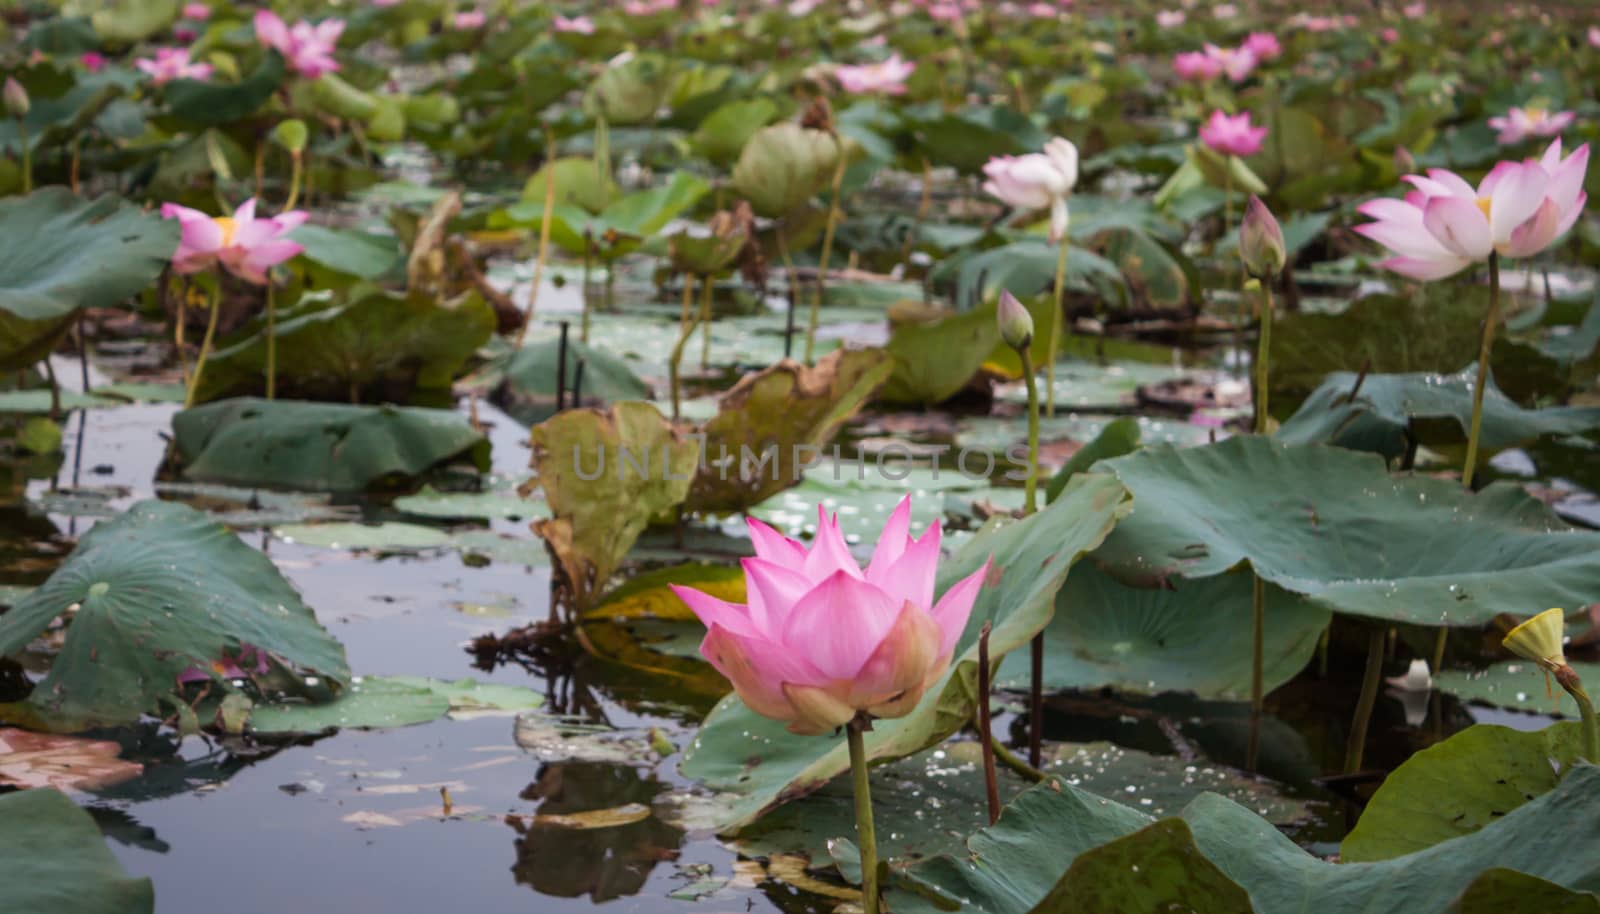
[[173, 399, 490, 493], [679, 473, 1130, 830], [0, 500, 349, 729], [0, 788, 154, 914], [1342, 723, 1585, 862], [392, 484, 545, 521], [1092, 437, 1600, 627], [0, 390, 120, 413], [273, 521, 548, 566], [502, 336, 652, 404], [249, 676, 544, 734], [1435, 660, 1600, 713]]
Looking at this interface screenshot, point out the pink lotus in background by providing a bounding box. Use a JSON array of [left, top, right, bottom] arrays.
[[1203, 42, 1256, 82], [1354, 139, 1590, 280], [1200, 110, 1266, 157], [79, 52, 107, 72], [834, 54, 915, 94], [1488, 107, 1576, 145], [453, 10, 487, 29], [1173, 50, 1222, 81], [254, 10, 343, 79], [553, 13, 596, 33], [1590, 26, 1600, 49], [673, 499, 988, 735], [162, 198, 308, 285], [982, 137, 1079, 242], [135, 48, 213, 85], [1242, 32, 1281, 60], [176, 644, 271, 685], [182, 3, 210, 20], [1156, 10, 1186, 28]]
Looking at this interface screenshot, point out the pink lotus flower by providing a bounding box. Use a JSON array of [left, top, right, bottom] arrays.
[[1354, 139, 1590, 280], [982, 137, 1079, 242], [673, 499, 988, 735], [834, 54, 915, 95], [1488, 107, 1576, 145], [1199, 110, 1266, 157], [1242, 32, 1281, 60], [135, 48, 213, 86], [182, 3, 210, 20], [1590, 26, 1600, 49], [254, 10, 343, 79], [1173, 50, 1223, 81], [553, 13, 596, 33], [176, 644, 271, 685], [1203, 42, 1257, 82], [79, 52, 106, 72], [1156, 10, 1186, 28], [452, 10, 487, 29], [161, 198, 308, 285]]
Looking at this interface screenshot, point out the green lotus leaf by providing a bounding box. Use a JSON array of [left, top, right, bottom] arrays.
[[678, 473, 1130, 830], [1092, 437, 1600, 627], [877, 302, 1001, 406], [0, 500, 349, 729], [692, 97, 781, 168], [163, 51, 285, 128], [173, 398, 489, 492], [0, 788, 154, 914], [732, 123, 841, 219]]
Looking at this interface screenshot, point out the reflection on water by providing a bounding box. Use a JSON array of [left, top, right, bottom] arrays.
[[509, 762, 684, 903]]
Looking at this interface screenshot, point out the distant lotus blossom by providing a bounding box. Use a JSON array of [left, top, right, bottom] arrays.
[[453, 10, 487, 29], [982, 136, 1079, 242], [1381, 27, 1399, 43], [553, 13, 596, 33], [182, 3, 210, 19], [1489, 107, 1576, 145], [1354, 139, 1589, 280], [80, 52, 106, 72], [1025, 2, 1058, 17], [1156, 10, 1185, 28], [162, 198, 308, 285], [175, 26, 197, 42], [1590, 26, 1600, 48], [1204, 42, 1257, 82], [1173, 50, 1223, 81], [135, 47, 213, 85], [1200, 109, 1267, 157], [1242, 32, 1281, 60], [1212, 3, 1236, 18], [623, 0, 677, 13], [254, 10, 343, 79], [925, 1, 964, 20], [1403, 1, 1425, 17], [834, 54, 915, 94]]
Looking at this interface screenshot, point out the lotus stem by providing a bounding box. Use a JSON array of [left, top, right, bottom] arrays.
[[1046, 237, 1069, 417], [580, 247, 592, 344], [265, 282, 277, 400], [174, 281, 191, 391], [18, 121, 30, 195], [846, 719, 881, 914], [516, 126, 559, 349], [806, 145, 849, 364], [992, 737, 1048, 783], [976, 621, 1001, 825], [1344, 627, 1386, 775], [669, 275, 696, 421], [43, 355, 59, 420], [1247, 573, 1265, 771], [1254, 280, 1274, 434], [1020, 347, 1040, 515], [1555, 665, 1599, 763], [283, 152, 303, 212], [698, 271, 714, 370], [184, 281, 223, 408], [776, 228, 799, 359], [1028, 633, 1044, 769], [1461, 251, 1500, 490]]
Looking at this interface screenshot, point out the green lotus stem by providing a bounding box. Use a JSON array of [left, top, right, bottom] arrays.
[[1344, 627, 1386, 775], [1254, 280, 1273, 434], [184, 281, 223, 408], [265, 282, 277, 400], [18, 120, 31, 194], [806, 144, 849, 364], [1247, 573, 1265, 771], [1461, 251, 1500, 490], [1555, 666, 1599, 763], [776, 227, 799, 355], [846, 720, 881, 914], [1020, 348, 1040, 515], [1045, 236, 1069, 417], [580, 247, 592, 344], [516, 127, 558, 349], [284, 152, 303, 211], [1431, 626, 1448, 679], [1223, 167, 1237, 360], [669, 274, 696, 421], [174, 282, 192, 392], [698, 271, 714, 370], [991, 737, 1048, 783]]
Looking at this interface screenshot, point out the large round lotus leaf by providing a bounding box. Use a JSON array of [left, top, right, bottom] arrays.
[[0, 189, 177, 372], [1030, 819, 1254, 914], [894, 765, 1600, 914], [732, 123, 840, 218], [0, 788, 154, 914], [193, 290, 495, 403], [687, 348, 894, 514], [1454, 869, 1600, 914], [0, 500, 349, 729], [999, 563, 1330, 701], [877, 302, 1002, 406], [248, 676, 543, 734], [519, 157, 618, 214], [1277, 367, 1600, 460], [1092, 437, 1600, 627], [910, 106, 1048, 175], [163, 52, 285, 127], [172, 398, 490, 492], [1341, 723, 1585, 863], [692, 97, 781, 168], [678, 473, 1130, 830], [287, 224, 404, 281]]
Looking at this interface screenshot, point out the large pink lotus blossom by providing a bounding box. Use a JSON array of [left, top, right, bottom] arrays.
[[1354, 139, 1589, 280], [161, 198, 308, 285], [1488, 107, 1576, 145], [834, 54, 916, 95], [1173, 50, 1223, 81], [135, 47, 213, 85], [254, 10, 343, 79], [1199, 110, 1266, 157], [674, 499, 988, 735], [982, 137, 1079, 242], [1242, 32, 1281, 60]]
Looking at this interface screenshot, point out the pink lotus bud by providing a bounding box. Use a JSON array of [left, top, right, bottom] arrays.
[[3, 78, 28, 119], [1240, 195, 1286, 278], [997, 289, 1034, 351]]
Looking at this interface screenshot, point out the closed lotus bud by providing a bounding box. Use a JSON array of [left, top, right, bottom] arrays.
[[3, 77, 28, 119], [1393, 145, 1416, 175], [997, 289, 1034, 351], [1502, 608, 1566, 674], [731, 122, 840, 218], [1239, 195, 1286, 278]]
